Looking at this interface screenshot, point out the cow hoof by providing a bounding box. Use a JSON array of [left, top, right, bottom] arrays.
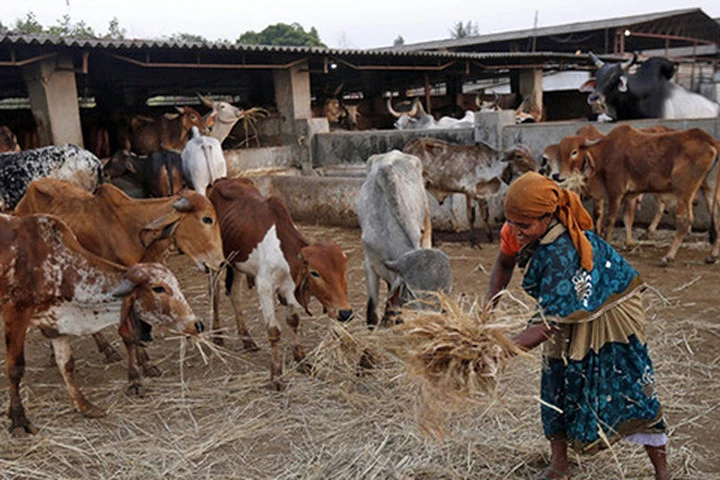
[[705, 255, 718, 265], [9, 421, 38, 437], [102, 347, 124, 364], [142, 363, 163, 378], [655, 258, 671, 267], [271, 379, 286, 392], [639, 232, 653, 241], [125, 382, 146, 397], [242, 339, 260, 352], [358, 349, 376, 372], [81, 403, 106, 419], [295, 362, 313, 375], [212, 336, 225, 347]]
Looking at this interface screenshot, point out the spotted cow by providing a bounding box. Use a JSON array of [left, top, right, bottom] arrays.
[[1, 213, 204, 436], [0, 144, 102, 212]]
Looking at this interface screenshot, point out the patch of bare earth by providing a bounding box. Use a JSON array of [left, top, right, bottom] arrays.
[[1, 224, 718, 479]]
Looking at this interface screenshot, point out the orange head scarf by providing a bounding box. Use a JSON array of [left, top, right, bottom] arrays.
[[504, 172, 595, 271]]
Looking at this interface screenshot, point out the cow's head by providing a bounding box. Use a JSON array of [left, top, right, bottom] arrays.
[[197, 94, 244, 128], [385, 248, 453, 312], [296, 242, 353, 322], [580, 52, 637, 120], [0, 126, 20, 153], [170, 106, 208, 136], [114, 263, 204, 344], [548, 135, 599, 190], [139, 190, 224, 273], [501, 144, 540, 183]]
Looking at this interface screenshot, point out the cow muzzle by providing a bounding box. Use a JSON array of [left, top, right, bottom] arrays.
[[337, 309, 354, 323]]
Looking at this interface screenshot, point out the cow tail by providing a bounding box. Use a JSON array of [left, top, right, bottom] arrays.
[[224, 264, 234, 296], [709, 143, 720, 246]]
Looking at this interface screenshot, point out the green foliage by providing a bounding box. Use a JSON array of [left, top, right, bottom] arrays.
[[449, 20, 479, 39], [14, 12, 44, 34], [46, 14, 96, 38], [104, 17, 126, 40], [237, 23, 325, 47], [167, 32, 209, 43], [393, 35, 405, 47], [0, 20, 8, 34]]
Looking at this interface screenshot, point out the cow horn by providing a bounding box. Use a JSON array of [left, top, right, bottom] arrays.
[[386, 97, 402, 118], [588, 51, 604, 68], [172, 196, 192, 212], [196, 93, 214, 108], [412, 98, 425, 115], [621, 53, 637, 70], [112, 278, 137, 298]]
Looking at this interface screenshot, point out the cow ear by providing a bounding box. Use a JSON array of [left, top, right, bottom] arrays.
[[112, 278, 137, 298], [618, 76, 628, 93], [175, 106, 185, 114], [581, 153, 596, 176], [139, 211, 182, 247], [205, 112, 217, 128], [579, 79, 596, 92]]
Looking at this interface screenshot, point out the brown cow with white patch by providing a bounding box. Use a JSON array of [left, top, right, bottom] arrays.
[[547, 124, 720, 265], [403, 137, 539, 243], [1, 213, 204, 436], [207, 177, 353, 390], [15, 178, 224, 368]]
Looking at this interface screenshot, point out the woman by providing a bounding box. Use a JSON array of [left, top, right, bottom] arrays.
[[486, 172, 669, 480]]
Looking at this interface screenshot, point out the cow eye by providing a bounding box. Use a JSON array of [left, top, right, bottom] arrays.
[[309, 270, 321, 278], [152, 286, 166, 294], [202, 216, 213, 225], [571, 149, 578, 157]]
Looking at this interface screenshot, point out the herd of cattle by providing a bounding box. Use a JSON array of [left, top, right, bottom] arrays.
[[1, 54, 720, 436]]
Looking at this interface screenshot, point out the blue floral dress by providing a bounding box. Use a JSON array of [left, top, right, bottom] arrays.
[[521, 224, 666, 454]]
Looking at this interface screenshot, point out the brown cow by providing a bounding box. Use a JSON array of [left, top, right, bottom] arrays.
[[1, 213, 204, 435], [15, 179, 224, 367], [403, 138, 538, 244], [207, 177, 353, 390], [543, 125, 677, 247], [0, 126, 20, 152], [124, 106, 209, 155], [548, 124, 720, 265]]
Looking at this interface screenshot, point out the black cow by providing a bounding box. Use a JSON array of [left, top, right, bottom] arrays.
[[105, 149, 184, 198], [580, 52, 720, 121], [0, 144, 102, 211]]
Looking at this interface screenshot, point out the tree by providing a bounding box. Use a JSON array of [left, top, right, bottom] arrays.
[[104, 17, 126, 40], [168, 32, 208, 43], [0, 21, 7, 34], [393, 35, 405, 47], [14, 12, 44, 34], [449, 20, 479, 39], [47, 14, 96, 38], [237, 23, 325, 47]]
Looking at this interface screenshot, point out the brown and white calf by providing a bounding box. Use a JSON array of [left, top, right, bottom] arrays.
[[207, 177, 353, 390], [0, 214, 204, 436]]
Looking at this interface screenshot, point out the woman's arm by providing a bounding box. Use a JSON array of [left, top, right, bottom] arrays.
[[510, 322, 557, 352], [485, 251, 517, 307]]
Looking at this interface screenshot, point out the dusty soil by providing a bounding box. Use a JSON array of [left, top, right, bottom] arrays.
[[1, 223, 719, 479]]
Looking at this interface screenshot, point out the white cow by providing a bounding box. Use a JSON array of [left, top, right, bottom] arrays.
[[181, 126, 227, 196], [197, 93, 244, 144], [356, 150, 452, 327]]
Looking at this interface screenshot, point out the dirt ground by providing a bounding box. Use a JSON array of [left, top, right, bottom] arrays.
[[1, 223, 720, 479]]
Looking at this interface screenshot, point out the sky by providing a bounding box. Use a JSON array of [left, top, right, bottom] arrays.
[[2, 1, 720, 49]]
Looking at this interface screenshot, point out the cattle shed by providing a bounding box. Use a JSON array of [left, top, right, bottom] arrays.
[[0, 31, 596, 151]]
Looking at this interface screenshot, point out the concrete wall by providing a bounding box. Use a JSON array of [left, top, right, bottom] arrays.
[[313, 128, 474, 166], [240, 115, 720, 232]]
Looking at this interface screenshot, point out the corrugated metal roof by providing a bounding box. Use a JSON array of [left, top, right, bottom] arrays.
[[388, 8, 717, 52], [0, 32, 608, 62]]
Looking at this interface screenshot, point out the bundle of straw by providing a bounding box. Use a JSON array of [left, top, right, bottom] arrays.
[[392, 293, 527, 402]]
